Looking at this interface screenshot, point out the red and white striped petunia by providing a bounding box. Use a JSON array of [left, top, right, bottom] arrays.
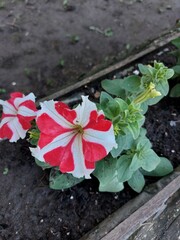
[[0, 92, 37, 142], [30, 96, 117, 178]]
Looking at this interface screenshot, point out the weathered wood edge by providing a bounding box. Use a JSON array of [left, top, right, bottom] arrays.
[[37, 29, 180, 105], [102, 172, 180, 240], [80, 167, 180, 240]]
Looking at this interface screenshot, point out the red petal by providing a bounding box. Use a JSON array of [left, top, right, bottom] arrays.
[[55, 102, 77, 124], [84, 110, 111, 131], [37, 113, 69, 136], [19, 100, 37, 112], [85, 160, 95, 169], [38, 133, 56, 149], [7, 92, 24, 109], [0, 123, 13, 140], [82, 139, 107, 163], [10, 92, 24, 99], [17, 115, 32, 130], [44, 138, 74, 172]]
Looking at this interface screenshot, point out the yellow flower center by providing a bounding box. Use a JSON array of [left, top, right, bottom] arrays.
[[74, 124, 84, 134]]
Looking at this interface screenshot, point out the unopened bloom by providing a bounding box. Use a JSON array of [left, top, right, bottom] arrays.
[[0, 92, 37, 142], [30, 96, 117, 178]]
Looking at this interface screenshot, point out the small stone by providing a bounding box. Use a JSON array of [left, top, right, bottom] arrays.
[[171, 150, 175, 153], [70, 196, 74, 200], [166, 5, 172, 10], [11, 82, 16, 86], [133, 69, 139, 75], [170, 120, 176, 127], [114, 195, 118, 199]]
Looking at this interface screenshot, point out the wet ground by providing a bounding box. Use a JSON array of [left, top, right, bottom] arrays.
[[0, 0, 180, 98]]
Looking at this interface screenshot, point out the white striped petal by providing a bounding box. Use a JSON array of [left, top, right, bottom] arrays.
[[0, 116, 15, 128], [14, 93, 35, 108], [30, 131, 75, 162], [83, 126, 117, 153], [68, 135, 93, 179], [74, 96, 97, 127], [0, 100, 17, 115], [38, 100, 74, 129], [18, 106, 36, 117], [7, 118, 26, 142]]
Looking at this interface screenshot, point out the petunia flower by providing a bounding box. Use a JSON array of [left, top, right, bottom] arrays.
[[0, 92, 37, 142], [30, 96, 117, 178]]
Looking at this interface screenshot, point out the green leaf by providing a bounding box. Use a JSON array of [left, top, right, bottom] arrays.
[[121, 75, 141, 93], [49, 169, 84, 190], [128, 170, 145, 193], [170, 84, 180, 97], [35, 158, 52, 169], [101, 79, 125, 97], [165, 69, 174, 79], [157, 80, 169, 96], [127, 121, 141, 139], [130, 137, 160, 172], [116, 155, 135, 182], [111, 131, 134, 157], [141, 157, 173, 177], [100, 92, 120, 119], [171, 37, 180, 49], [93, 157, 124, 192], [138, 64, 150, 75], [173, 65, 180, 75], [140, 149, 161, 172]]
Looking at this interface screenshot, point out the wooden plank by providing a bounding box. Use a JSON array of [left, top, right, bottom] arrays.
[[80, 168, 180, 240], [37, 29, 180, 105], [128, 190, 180, 240], [101, 175, 180, 240]]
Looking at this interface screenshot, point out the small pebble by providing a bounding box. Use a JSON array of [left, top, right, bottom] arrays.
[[133, 69, 139, 75], [170, 120, 176, 127], [70, 196, 74, 200], [11, 82, 16, 86], [114, 195, 118, 199], [171, 150, 175, 153]]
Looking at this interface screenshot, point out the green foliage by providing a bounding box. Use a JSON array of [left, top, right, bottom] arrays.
[[93, 156, 124, 192], [49, 169, 84, 190], [171, 37, 180, 64], [35, 159, 52, 170], [128, 170, 145, 193], [141, 157, 173, 177], [169, 38, 180, 98], [100, 92, 145, 139], [28, 128, 40, 146], [170, 84, 180, 97], [93, 128, 170, 193]]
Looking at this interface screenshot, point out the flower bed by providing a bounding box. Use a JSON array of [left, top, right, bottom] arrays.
[[0, 32, 180, 240]]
